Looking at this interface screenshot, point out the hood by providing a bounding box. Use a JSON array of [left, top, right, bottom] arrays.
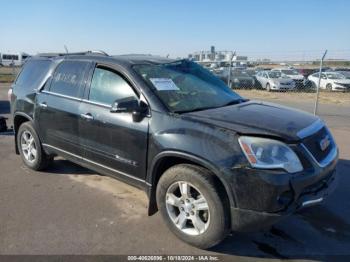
[[184, 101, 319, 142], [274, 77, 294, 84], [332, 79, 350, 84], [233, 76, 254, 81], [287, 74, 304, 80]]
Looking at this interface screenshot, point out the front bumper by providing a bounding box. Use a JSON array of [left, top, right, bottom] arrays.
[[230, 168, 337, 231], [271, 84, 295, 90], [333, 84, 350, 91], [229, 135, 338, 232]]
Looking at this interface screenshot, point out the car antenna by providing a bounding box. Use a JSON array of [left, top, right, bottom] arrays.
[[64, 45, 69, 54]]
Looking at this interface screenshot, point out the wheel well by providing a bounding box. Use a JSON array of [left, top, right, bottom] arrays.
[[148, 156, 231, 216], [14, 115, 30, 134], [14, 115, 30, 154]]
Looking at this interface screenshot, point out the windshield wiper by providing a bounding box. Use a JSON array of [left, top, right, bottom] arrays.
[[174, 106, 220, 114], [222, 98, 248, 107], [174, 99, 248, 114]]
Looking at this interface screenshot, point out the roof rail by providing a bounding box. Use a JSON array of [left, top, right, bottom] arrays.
[[36, 50, 109, 58], [88, 50, 109, 56]]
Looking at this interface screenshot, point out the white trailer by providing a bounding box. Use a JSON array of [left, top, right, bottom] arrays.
[[0, 52, 30, 66]]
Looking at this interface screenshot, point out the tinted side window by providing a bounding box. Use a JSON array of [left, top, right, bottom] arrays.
[[15, 59, 51, 91], [50, 61, 89, 98], [89, 68, 136, 105]]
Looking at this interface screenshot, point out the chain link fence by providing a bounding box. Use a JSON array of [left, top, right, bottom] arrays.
[[0, 65, 21, 84], [201, 50, 350, 129]]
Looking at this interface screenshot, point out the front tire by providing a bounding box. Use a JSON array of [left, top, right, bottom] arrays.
[[326, 83, 332, 91], [156, 164, 230, 249], [266, 83, 271, 92], [17, 122, 52, 171]]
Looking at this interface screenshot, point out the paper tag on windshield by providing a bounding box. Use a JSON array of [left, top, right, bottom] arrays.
[[150, 78, 179, 91]]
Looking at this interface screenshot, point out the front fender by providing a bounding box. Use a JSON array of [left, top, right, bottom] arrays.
[[146, 150, 238, 216]]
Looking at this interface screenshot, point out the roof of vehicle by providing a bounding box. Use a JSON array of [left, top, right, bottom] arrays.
[[32, 52, 175, 67], [272, 68, 296, 71], [324, 71, 345, 75]]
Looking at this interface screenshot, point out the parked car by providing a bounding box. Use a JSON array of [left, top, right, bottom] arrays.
[[297, 68, 317, 78], [308, 72, 350, 91], [215, 68, 255, 89], [272, 68, 305, 89], [230, 70, 255, 89], [255, 71, 296, 91], [10, 53, 338, 249], [333, 68, 350, 72], [245, 69, 261, 88]]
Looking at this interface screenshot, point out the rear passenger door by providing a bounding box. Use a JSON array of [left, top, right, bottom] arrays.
[[36, 60, 91, 155], [79, 65, 149, 183]]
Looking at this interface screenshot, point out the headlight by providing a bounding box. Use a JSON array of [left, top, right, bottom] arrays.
[[238, 136, 303, 173], [233, 78, 239, 83]]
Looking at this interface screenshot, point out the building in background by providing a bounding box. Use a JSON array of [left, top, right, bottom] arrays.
[[188, 46, 248, 67]]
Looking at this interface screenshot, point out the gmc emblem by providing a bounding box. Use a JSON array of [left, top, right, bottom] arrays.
[[319, 135, 331, 151]]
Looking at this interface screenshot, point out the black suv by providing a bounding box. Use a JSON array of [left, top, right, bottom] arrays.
[[9, 52, 338, 248]]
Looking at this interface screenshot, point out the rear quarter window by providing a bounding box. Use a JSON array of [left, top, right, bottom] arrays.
[[15, 59, 52, 91], [49, 61, 90, 98]]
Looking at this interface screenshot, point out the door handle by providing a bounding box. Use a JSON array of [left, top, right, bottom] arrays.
[[39, 102, 47, 108], [80, 113, 94, 120]]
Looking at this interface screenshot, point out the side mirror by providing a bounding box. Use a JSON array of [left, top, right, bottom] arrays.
[[110, 97, 139, 113], [110, 97, 148, 122]]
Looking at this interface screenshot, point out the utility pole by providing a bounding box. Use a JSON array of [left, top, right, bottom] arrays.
[[227, 51, 236, 88]]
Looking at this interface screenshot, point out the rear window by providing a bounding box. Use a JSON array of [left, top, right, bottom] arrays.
[[15, 59, 51, 90]]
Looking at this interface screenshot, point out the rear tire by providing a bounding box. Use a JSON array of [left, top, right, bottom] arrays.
[[17, 122, 52, 171], [156, 164, 230, 249]]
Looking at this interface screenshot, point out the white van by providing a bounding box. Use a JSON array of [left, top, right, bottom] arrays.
[[0, 52, 30, 66]]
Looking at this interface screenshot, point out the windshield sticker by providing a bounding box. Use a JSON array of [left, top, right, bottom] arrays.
[[150, 78, 180, 91]]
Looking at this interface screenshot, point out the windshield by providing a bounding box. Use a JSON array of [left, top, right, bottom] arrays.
[[133, 60, 243, 113], [245, 70, 257, 76], [268, 71, 282, 78], [232, 70, 249, 77], [326, 73, 346, 79], [281, 70, 299, 75]]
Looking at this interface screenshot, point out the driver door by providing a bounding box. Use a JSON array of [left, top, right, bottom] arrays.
[[79, 65, 149, 183]]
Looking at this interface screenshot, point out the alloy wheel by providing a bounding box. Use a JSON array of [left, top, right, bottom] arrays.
[[21, 131, 37, 163], [165, 181, 210, 236]]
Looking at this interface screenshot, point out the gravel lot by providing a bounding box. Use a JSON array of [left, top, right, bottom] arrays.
[[1, 83, 350, 260]]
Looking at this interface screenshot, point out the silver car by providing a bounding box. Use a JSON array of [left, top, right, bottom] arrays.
[[256, 71, 296, 91]]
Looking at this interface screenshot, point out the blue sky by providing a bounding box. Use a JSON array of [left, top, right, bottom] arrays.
[[1, 0, 349, 60]]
